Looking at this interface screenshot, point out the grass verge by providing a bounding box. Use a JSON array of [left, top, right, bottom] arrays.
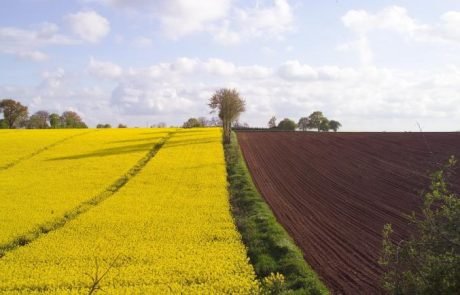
[[225, 132, 329, 294]]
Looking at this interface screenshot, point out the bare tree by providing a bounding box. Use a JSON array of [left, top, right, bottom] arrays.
[[208, 88, 245, 144], [268, 116, 277, 129]]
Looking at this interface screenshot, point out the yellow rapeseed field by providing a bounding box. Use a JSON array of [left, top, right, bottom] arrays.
[[0, 128, 170, 247], [0, 129, 85, 169], [0, 128, 258, 294]]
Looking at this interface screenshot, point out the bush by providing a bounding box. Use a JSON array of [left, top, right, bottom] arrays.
[[379, 156, 460, 294]]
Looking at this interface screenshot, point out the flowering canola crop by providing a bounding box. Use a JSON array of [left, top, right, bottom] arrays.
[[0, 128, 258, 294], [0, 129, 85, 169], [0, 128, 170, 247]]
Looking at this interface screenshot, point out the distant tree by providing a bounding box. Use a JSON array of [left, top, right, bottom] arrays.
[[182, 118, 202, 128], [268, 116, 277, 129], [97, 124, 111, 128], [0, 99, 29, 128], [60, 111, 87, 128], [297, 117, 310, 131], [197, 117, 209, 127], [0, 119, 7, 129], [118, 123, 127, 128], [157, 122, 167, 128], [277, 118, 297, 131], [319, 118, 330, 132], [49, 113, 61, 128], [307, 111, 326, 132], [27, 110, 49, 129], [208, 117, 222, 127], [379, 156, 460, 294], [329, 120, 342, 132], [209, 88, 245, 144]]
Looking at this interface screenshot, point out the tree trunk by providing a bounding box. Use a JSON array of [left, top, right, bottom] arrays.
[[223, 120, 231, 144]]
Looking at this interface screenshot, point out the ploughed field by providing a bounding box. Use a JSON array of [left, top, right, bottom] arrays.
[[0, 128, 257, 294], [237, 131, 460, 294]]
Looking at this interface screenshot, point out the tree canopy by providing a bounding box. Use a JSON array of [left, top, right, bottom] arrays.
[[329, 120, 342, 132], [182, 118, 202, 128], [209, 88, 245, 144], [277, 118, 297, 131], [0, 99, 29, 128]]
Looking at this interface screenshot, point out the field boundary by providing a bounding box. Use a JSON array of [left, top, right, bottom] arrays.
[[0, 130, 175, 258], [0, 130, 96, 171], [225, 132, 329, 294]]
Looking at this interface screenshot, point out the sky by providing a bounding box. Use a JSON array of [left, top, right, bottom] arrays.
[[1, 0, 460, 131]]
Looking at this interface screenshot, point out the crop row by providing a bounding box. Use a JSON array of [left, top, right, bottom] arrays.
[[0, 128, 258, 293], [0, 129, 170, 247]]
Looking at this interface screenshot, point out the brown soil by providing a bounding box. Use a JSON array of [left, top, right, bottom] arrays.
[[236, 131, 460, 294]]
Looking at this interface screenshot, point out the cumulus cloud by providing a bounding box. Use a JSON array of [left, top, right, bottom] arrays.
[[340, 6, 460, 64], [84, 0, 294, 44], [66, 10, 110, 43], [88, 57, 123, 79], [0, 23, 76, 62], [4, 57, 460, 130], [234, 0, 293, 38]]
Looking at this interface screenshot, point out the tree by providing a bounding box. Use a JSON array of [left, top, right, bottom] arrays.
[[208, 117, 222, 127], [0, 99, 29, 128], [297, 117, 310, 131], [49, 113, 61, 128], [60, 111, 87, 128], [182, 118, 202, 128], [0, 119, 7, 129], [96, 124, 111, 128], [329, 120, 341, 132], [209, 88, 245, 144], [277, 118, 297, 131], [379, 156, 460, 294], [118, 123, 127, 128], [197, 117, 209, 127], [268, 116, 277, 129], [306, 111, 326, 132], [27, 110, 49, 129], [319, 118, 330, 132]]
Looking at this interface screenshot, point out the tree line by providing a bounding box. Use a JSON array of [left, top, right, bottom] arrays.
[[0, 99, 88, 129], [268, 111, 341, 132]]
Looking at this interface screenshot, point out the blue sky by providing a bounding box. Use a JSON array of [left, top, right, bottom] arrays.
[[1, 0, 460, 130]]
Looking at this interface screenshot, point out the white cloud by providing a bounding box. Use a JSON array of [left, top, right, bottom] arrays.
[[278, 60, 318, 80], [157, 0, 232, 38], [66, 10, 110, 43], [202, 58, 236, 76], [5, 56, 460, 130], [0, 23, 77, 62], [88, 57, 123, 79], [340, 6, 460, 64], [85, 0, 294, 44], [234, 0, 293, 38]]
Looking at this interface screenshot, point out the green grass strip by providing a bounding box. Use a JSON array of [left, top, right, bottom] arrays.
[[0, 131, 175, 258], [225, 132, 329, 294]]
